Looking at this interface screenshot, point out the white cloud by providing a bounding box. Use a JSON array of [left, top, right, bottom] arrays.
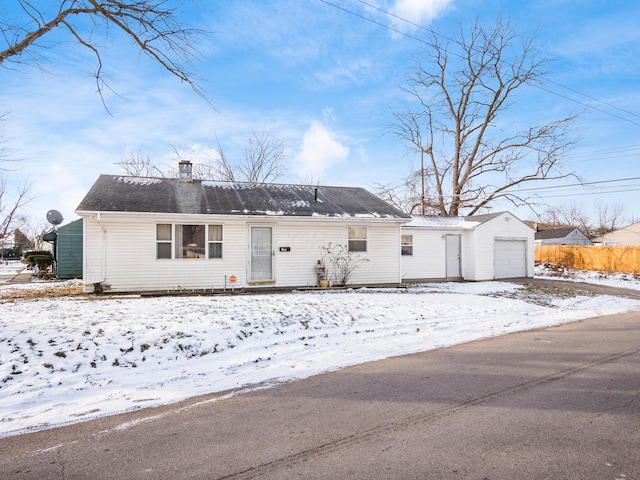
[[390, 0, 452, 30], [293, 121, 350, 181]]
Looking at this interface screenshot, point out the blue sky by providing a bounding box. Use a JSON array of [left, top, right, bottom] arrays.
[[1, 0, 639, 227]]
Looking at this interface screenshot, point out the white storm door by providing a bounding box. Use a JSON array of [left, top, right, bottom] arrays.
[[250, 226, 273, 281], [445, 235, 461, 278]]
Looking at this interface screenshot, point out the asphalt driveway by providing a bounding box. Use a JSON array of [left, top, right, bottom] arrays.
[[1, 281, 639, 479]]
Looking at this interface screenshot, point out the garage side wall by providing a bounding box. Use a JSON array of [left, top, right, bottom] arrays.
[[470, 214, 534, 280], [401, 229, 447, 281]]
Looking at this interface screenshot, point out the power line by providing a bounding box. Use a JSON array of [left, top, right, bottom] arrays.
[[320, 0, 640, 127], [531, 187, 640, 199], [565, 144, 640, 158], [545, 79, 640, 120]]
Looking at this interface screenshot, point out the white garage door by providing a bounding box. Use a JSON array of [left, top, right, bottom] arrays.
[[494, 240, 527, 279]]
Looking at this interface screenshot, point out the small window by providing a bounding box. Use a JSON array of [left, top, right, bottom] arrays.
[[401, 235, 413, 256], [348, 226, 367, 252], [176, 224, 205, 259], [156, 224, 172, 259], [208, 225, 223, 259]]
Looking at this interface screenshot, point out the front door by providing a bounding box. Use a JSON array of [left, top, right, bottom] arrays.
[[445, 234, 461, 278], [250, 226, 273, 282]]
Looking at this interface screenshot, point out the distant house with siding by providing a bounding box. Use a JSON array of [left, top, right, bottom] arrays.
[[56, 219, 83, 279], [534, 228, 592, 246], [595, 222, 640, 246], [76, 161, 411, 293]]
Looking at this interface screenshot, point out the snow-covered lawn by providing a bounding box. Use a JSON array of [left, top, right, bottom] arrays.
[[1, 264, 640, 438]]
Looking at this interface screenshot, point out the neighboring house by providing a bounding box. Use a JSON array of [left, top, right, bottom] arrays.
[[534, 228, 593, 245], [76, 162, 411, 293], [56, 219, 83, 279], [401, 212, 535, 282], [596, 221, 640, 246]]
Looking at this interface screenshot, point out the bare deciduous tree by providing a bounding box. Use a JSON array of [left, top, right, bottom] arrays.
[[537, 204, 591, 236], [390, 17, 578, 216], [0, 114, 31, 247], [118, 130, 287, 183], [237, 129, 286, 183], [0, 1, 206, 104], [115, 151, 165, 177], [594, 203, 627, 238], [209, 136, 238, 182], [374, 167, 440, 215], [0, 175, 31, 246]]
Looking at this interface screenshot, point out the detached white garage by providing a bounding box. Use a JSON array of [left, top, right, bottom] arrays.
[[401, 212, 534, 282]]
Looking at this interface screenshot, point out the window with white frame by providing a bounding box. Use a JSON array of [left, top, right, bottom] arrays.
[[156, 224, 172, 259], [208, 224, 223, 258], [348, 226, 367, 252], [401, 234, 413, 256], [156, 224, 223, 259]]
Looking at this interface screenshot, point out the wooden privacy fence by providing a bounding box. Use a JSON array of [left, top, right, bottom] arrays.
[[535, 245, 640, 274]]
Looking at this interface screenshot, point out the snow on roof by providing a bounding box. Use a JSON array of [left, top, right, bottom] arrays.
[[76, 175, 411, 220], [404, 215, 480, 228]]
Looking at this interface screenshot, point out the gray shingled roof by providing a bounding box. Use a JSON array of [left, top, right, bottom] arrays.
[[534, 228, 577, 240], [465, 212, 504, 224], [76, 175, 411, 219]]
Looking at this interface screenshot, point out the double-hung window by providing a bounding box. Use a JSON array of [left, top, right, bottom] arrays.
[[348, 226, 367, 252], [156, 224, 223, 259], [401, 235, 413, 256], [156, 224, 172, 259], [208, 225, 223, 259]]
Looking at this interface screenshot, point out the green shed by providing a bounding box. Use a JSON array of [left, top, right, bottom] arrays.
[[56, 219, 83, 279]]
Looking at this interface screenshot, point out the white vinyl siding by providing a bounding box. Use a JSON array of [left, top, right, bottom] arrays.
[[274, 222, 402, 287], [81, 214, 405, 293], [401, 229, 458, 281], [82, 215, 245, 293]]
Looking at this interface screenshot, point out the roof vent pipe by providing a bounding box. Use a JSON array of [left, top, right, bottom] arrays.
[[314, 187, 318, 202], [179, 160, 193, 182]]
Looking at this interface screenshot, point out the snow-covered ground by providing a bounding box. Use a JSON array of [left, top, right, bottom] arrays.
[[1, 262, 640, 438]]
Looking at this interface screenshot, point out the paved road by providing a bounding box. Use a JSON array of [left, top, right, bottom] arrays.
[[1, 301, 639, 479]]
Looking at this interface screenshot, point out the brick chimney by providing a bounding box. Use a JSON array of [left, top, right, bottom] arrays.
[[179, 160, 193, 182]]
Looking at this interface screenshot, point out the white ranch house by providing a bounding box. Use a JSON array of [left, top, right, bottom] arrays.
[[76, 162, 411, 293], [76, 163, 534, 293]]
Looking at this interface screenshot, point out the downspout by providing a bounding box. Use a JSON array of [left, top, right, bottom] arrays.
[[96, 212, 107, 284], [398, 222, 404, 286]]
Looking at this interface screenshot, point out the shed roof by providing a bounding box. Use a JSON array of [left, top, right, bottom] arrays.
[[76, 175, 411, 220], [465, 212, 505, 224], [405, 215, 476, 228], [405, 211, 515, 229]]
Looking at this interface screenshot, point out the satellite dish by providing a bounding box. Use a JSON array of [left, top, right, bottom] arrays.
[[46, 209, 64, 226]]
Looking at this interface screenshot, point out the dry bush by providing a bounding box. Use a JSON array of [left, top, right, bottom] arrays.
[[0, 283, 84, 301]]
